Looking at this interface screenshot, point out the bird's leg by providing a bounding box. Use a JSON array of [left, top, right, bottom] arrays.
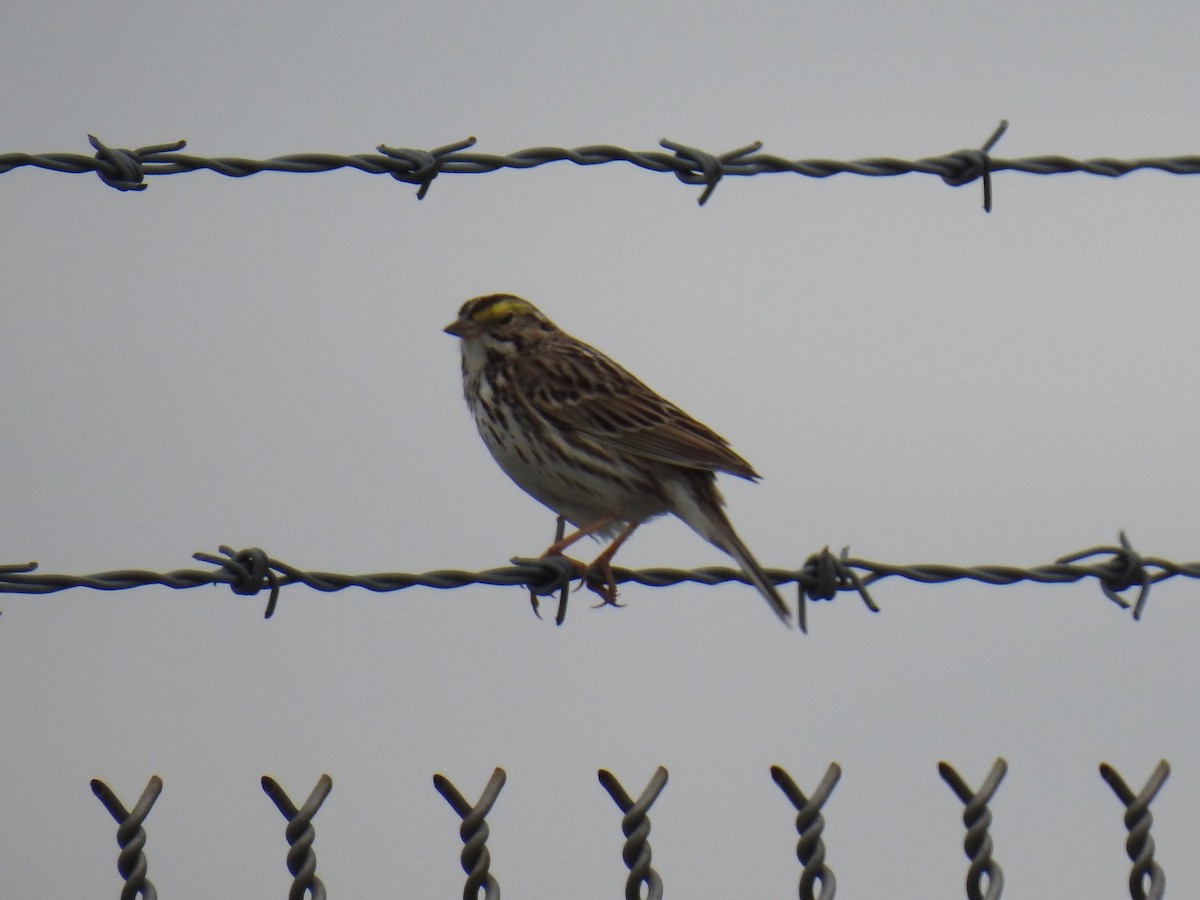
[[529, 514, 621, 622], [541, 514, 619, 557], [583, 521, 640, 608]]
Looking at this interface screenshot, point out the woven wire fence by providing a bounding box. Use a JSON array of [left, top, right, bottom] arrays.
[[1, 531, 1192, 631], [4, 122, 1200, 209], [86, 759, 1167, 900]]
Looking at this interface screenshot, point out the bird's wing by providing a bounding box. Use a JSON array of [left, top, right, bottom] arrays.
[[512, 342, 760, 480]]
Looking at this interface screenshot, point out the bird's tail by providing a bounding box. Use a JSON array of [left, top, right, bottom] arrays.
[[712, 512, 792, 626], [671, 475, 792, 626]]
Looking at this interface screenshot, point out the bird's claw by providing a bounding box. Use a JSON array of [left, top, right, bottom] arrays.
[[587, 588, 625, 609], [583, 563, 624, 608]]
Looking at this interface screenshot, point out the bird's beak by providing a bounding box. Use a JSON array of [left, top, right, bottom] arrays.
[[443, 315, 477, 338]]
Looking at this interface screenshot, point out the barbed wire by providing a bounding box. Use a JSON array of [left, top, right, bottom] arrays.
[[4, 123, 1200, 209], [83, 761, 1171, 900], [0, 532, 1192, 630]]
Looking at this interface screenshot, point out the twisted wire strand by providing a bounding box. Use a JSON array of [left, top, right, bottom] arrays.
[[940, 760, 1007, 900], [598, 767, 668, 900], [5, 123, 1200, 207], [0, 533, 1190, 623], [1100, 761, 1169, 900], [91, 776, 162, 900], [771, 763, 841, 900], [433, 769, 505, 900], [74, 762, 1177, 897], [261, 774, 332, 900]]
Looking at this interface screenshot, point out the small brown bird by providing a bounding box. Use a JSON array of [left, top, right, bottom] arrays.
[[445, 294, 790, 625]]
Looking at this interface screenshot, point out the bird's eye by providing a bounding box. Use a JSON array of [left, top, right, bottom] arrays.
[[495, 313, 515, 326]]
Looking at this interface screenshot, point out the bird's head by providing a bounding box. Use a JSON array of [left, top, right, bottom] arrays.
[[444, 294, 559, 352]]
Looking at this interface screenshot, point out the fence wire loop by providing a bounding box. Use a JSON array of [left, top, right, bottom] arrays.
[[598, 767, 668, 900], [89, 134, 147, 192], [262, 774, 332, 900], [510, 554, 579, 600], [660, 139, 763, 205], [1057, 530, 1153, 620], [1100, 761, 1169, 900], [91, 775, 162, 900], [434, 768, 506, 900], [772, 763, 841, 900], [193, 545, 282, 617], [939, 119, 1009, 212], [524, 515, 573, 625], [797, 546, 879, 633], [939, 758, 1006, 900], [87, 135, 185, 192], [660, 139, 722, 204], [377, 136, 477, 199]]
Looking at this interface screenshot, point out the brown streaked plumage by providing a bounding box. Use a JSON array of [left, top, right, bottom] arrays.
[[444, 293, 791, 625]]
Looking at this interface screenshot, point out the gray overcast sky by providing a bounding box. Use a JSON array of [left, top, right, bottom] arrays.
[[3, 1, 1200, 897]]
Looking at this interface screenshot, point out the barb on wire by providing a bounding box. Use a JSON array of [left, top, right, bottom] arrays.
[[0, 533, 1190, 628], [771, 763, 841, 900], [433, 768, 506, 900], [938, 120, 1009, 211], [598, 766, 668, 900], [660, 138, 764, 204], [797, 546, 879, 633], [1059, 531, 1153, 620], [377, 136, 478, 199], [523, 515, 574, 625], [91, 775, 162, 900], [87, 134, 184, 192], [1100, 761, 1169, 900], [261, 773, 332, 900], [7, 126, 1200, 208], [940, 759, 1006, 900], [193, 546, 281, 618]]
